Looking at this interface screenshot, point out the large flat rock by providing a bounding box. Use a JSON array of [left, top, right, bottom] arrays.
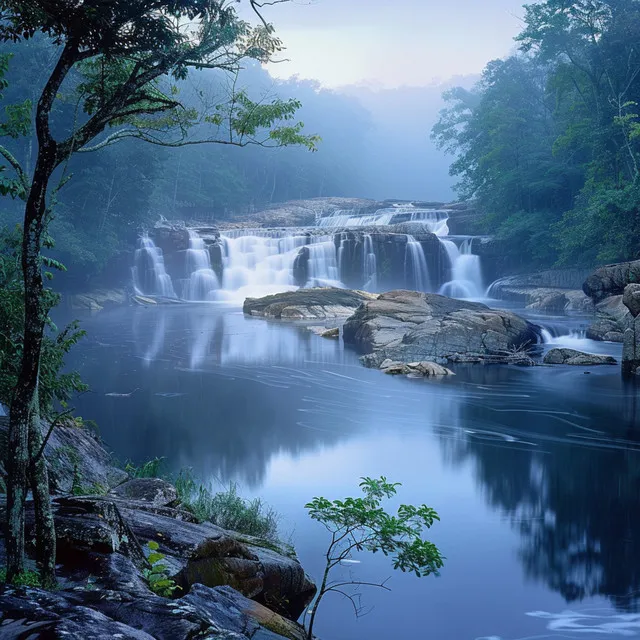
[[243, 287, 378, 320], [583, 260, 640, 302], [342, 290, 540, 366]]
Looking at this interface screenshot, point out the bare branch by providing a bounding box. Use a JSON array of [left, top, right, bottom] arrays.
[[0, 145, 30, 195], [33, 409, 75, 464]]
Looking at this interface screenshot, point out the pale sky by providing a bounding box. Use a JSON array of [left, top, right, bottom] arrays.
[[250, 0, 527, 88]]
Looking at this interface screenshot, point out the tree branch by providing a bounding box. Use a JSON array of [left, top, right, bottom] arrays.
[[0, 145, 30, 195], [33, 409, 75, 464]]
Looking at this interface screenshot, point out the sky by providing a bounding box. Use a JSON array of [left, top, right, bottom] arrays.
[[250, 0, 527, 89]]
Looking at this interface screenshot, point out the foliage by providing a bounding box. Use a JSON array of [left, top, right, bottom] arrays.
[[304, 477, 443, 639], [0, 567, 42, 587], [432, 0, 640, 268], [142, 541, 182, 598], [125, 457, 167, 479], [0, 225, 88, 415], [175, 469, 280, 542]]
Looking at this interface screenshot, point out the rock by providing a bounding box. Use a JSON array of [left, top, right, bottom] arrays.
[[0, 417, 128, 495], [543, 348, 617, 366], [586, 295, 631, 342], [67, 288, 127, 311], [320, 327, 339, 339], [489, 269, 594, 294], [110, 478, 178, 507], [379, 360, 454, 377], [111, 499, 316, 619], [132, 294, 158, 306], [0, 582, 303, 640], [583, 259, 640, 302], [623, 283, 640, 317], [343, 290, 539, 367], [622, 285, 640, 376], [243, 288, 378, 320], [486, 277, 594, 314]]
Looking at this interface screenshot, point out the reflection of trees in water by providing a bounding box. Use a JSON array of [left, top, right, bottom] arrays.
[[75, 306, 350, 488], [439, 372, 640, 611]]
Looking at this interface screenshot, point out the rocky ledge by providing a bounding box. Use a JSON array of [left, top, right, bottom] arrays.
[[342, 290, 540, 367], [583, 259, 640, 303], [543, 348, 617, 366], [0, 418, 314, 639], [243, 288, 378, 320]]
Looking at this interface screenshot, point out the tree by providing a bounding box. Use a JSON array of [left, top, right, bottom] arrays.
[[304, 477, 444, 640], [0, 0, 318, 586]]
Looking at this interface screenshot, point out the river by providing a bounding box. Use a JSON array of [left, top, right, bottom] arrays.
[[63, 300, 640, 640]]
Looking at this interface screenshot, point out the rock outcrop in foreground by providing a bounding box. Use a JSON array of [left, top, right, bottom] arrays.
[[342, 290, 539, 367], [243, 288, 377, 320], [0, 416, 314, 640]]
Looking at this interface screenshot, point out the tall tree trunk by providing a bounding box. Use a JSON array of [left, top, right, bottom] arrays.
[[6, 153, 55, 582], [29, 385, 56, 586]]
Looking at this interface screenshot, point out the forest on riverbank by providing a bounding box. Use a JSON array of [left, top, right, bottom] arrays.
[[433, 0, 640, 270]]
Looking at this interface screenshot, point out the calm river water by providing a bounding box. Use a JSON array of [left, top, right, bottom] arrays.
[[66, 302, 640, 640]]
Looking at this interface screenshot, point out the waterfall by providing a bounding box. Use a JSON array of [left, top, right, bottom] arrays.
[[438, 237, 484, 299], [184, 230, 220, 301], [404, 235, 430, 292], [316, 206, 450, 235], [306, 237, 342, 287], [363, 234, 377, 291], [132, 235, 176, 298]]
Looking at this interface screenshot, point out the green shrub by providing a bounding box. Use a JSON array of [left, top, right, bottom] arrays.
[[142, 541, 181, 598], [0, 567, 42, 587], [175, 470, 280, 542], [125, 456, 166, 479]]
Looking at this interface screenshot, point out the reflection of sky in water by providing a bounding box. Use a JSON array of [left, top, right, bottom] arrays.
[[67, 305, 640, 640]]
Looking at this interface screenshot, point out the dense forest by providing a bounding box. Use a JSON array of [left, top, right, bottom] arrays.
[[433, 0, 640, 269]]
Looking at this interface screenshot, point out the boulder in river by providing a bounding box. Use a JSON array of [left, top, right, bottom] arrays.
[[379, 359, 455, 377], [583, 259, 640, 302], [586, 295, 630, 342], [543, 348, 617, 366], [622, 284, 640, 376], [343, 290, 540, 367], [243, 287, 378, 320]]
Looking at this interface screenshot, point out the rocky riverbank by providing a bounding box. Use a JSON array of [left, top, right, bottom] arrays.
[[0, 418, 314, 640]]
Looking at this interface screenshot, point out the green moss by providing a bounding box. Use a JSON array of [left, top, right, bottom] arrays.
[[0, 567, 42, 587]]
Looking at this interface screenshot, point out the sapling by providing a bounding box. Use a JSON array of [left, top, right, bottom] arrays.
[[304, 477, 444, 639]]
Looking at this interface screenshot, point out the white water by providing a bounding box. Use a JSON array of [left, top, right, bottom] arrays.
[[318, 206, 450, 235], [405, 235, 431, 292], [184, 230, 220, 301], [306, 237, 342, 288], [439, 237, 484, 299], [132, 235, 177, 298], [217, 230, 308, 301]]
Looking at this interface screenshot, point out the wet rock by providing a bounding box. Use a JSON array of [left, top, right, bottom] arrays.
[[0, 417, 128, 495], [67, 288, 127, 311], [586, 295, 631, 342], [379, 359, 454, 377], [244, 288, 377, 320], [543, 348, 617, 366], [622, 284, 640, 376], [583, 260, 640, 302], [110, 478, 178, 507], [343, 290, 539, 367]]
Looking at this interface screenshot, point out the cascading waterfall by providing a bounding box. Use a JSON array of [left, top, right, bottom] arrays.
[[363, 234, 377, 291], [132, 235, 176, 298], [218, 230, 307, 300], [404, 235, 430, 292], [184, 230, 220, 301], [135, 205, 487, 303], [439, 237, 484, 299], [317, 206, 451, 234], [306, 237, 342, 287]]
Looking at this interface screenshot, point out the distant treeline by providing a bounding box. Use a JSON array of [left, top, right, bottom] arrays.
[[0, 36, 371, 283], [433, 0, 640, 270]]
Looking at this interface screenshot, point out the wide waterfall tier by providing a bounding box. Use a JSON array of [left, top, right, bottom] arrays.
[[317, 206, 450, 236], [134, 224, 486, 303]]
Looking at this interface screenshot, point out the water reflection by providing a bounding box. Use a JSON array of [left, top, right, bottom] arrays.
[[66, 305, 640, 638]]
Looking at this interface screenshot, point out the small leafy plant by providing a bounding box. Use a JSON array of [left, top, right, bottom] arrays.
[[0, 567, 42, 587], [304, 477, 444, 639], [125, 456, 166, 479], [142, 541, 181, 598]]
